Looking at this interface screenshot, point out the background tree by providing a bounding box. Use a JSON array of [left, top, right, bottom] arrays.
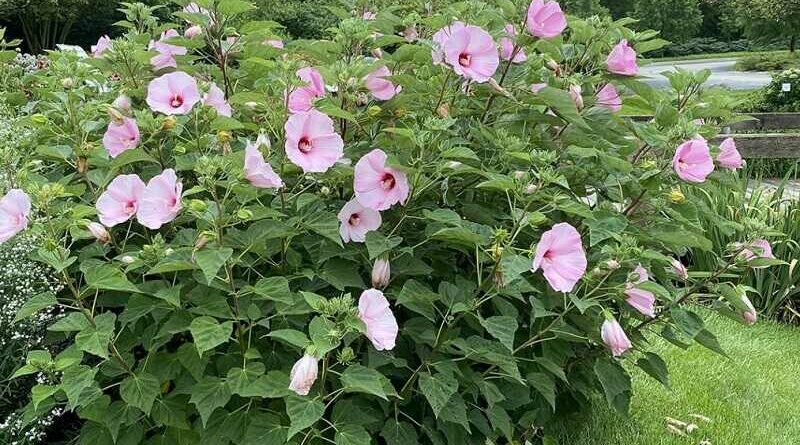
[[0, 0, 88, 53], [562, 0, 608, 17], [733, 0, 800, 52], [631, 0, 703, 43]]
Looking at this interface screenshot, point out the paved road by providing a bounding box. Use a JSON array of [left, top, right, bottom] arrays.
[[639, 58, 772, 90]]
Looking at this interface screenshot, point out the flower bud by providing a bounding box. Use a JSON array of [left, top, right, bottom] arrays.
[[30, 114, 47, 125], [289, 354, 319, 396], [87, 222, 110, 244], [185, 25, 203, 39], [162, 116, 177, 131], [107, 106, 125, 124], [164, 248, 174, 256], [244, 101, 258, 110], [320, 186, 330, 196], [488, 77, 511, 97], [121, 255, 136, 264], [237, 208, 254, 220], [368, 105, 382, 116], [76, 156, 88, 174], [513, 170, 526, 180], [670, 258, 688, 280], [668, 188, 686, 204], [403, 24, 418, 42], [740, 294, 757, 325], [371, 257, 391, 289], [61, 77, 74, 89], [600, 319, 631, 357], [188, 199, 208, 213], [218, 130, 232, 144], [371, 48, 384, 59], [436, 103, 449, 118], [445, 161, 462, 169], [605, 259, 620, 270], [112, 95, 132, 114], [524, 183, 538, 195], [546, 59, 562, 75], [569, 84, 584, 110], [194, 234, 210, 250]]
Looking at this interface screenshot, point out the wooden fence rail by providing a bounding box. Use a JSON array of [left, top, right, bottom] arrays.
[[629, 113, 800, 158]]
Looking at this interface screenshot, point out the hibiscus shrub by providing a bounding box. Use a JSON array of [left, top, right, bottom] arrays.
[[3, 0, 781, 444]]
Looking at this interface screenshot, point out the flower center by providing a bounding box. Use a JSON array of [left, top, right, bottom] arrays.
[[124, 200, 136, 215], [380, 173, 395, 190], [298, 137, 313, 153], [678, 160, 688, 170], [348, 213, 360, 226], [459, 53, 471, 67], [170, 95, 184, 108]]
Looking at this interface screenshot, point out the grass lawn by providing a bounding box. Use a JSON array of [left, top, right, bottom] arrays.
[[552, 309, 800, 445], [642, 50, 789, 65]]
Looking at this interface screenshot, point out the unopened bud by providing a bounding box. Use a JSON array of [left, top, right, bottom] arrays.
[[218, 130, 232, 144], [524, 183, 538, 194], [371, 48, 384, 59], [112, 95, 132, 113], [165, 248, 174, 255], [371, 257, 391, 289], [121, 255, 136, 264], [320, 186, 331, 195], [185, 25, 203, 39], [237, 208, 254, 220], [87, 222, 110, 244], [513, 170, 526, 180], [445, 161, 462, 169], [436, 103, 449, 118], [107, 106, 125, 124], [368, 105, 382, 116], [394, 108, 406, 118], [605, 259, 620, 270], [162, 116, 177, 131], [488, 77, 511, 97], [189, 199, 208, 212], [61, 77, 74, 89], [569, 84, 583, 110], [76, 157, 88, 174], [667, 188, 685, 204], [244, 101, 258, 110], [194, 234, 211, 250], [403, 24, 418, 42], [546, 59, 561, 74]]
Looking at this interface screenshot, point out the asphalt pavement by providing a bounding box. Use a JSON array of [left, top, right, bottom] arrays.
[[639, 58, 772, 90]]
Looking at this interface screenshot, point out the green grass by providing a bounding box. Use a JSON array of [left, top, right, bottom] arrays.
[[552, 309, 800, 444], [642, 50, 790, 64]]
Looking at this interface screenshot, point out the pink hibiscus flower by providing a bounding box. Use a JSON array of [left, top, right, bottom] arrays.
[[353, 149, 410, 211], [526, 0, 567, 39], [431, 21, 466, 65], [364, 66, 401, 100], [532, 222, 587, 293], [499, 24, 527, 63], [287, 67, 326, 113], [146, 71, 201, 115], [203, 83, 232, 117], [96, 174, 146, 227], [596, 83, 622, 112], [137, 169, 183, 230], [284, 110, 343, 173], [91, 35, 112, 57], [338, 199, 382, 243], [0, 189, 31, 244], [358, 288, 399, 351], [102, 117, 140, 158], [443, 25, 500, 83], [673, 138, 714, 183], [717, 137, 743, 169], [606, 40, 638, 76], [244, 142, 283, 189]]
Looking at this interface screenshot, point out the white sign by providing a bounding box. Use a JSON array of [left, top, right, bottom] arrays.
[[782, 82, 792, 92]]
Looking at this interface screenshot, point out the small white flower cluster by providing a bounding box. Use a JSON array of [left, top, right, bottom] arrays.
[[11, 52, 44, 75], [0, 234, 63, 347], [0, 403, 64, 445], [0, 234, 64, 444]]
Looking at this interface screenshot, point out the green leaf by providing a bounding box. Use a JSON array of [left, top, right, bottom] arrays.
[[594, 359, 631, 414], [305, 212, 344, 247], [535, 86, 590, 130], [695, 329, 727, 357], [335, 424, 371, 445], [75, 312, 116, 359], [286, 395, 325, 440], [194, 247, 234, 284], [189, 316, 233, 356], [586, 212, 627, 247], [189, 377, 232, 427], [226, 362, 269, 397], [49, 312, 91, 332], [320, 260, 365, 290], [636, 352, 670, 387], [365, 232, 403, 260], [417, 372, 457, 417], [31, 384, 59, 409], [527, 372, 556, 410], [340, 364, 394, 400], [62, 365, 99, 411], [217, 0, 255, 15], [83, 264, 141, 293], [267, 329, 310, 349], [243, 413, 289, 444], [251, 276, 294, 304], [15, 292, 58, 322], [397, 279, 438, 321], [110, 149, 158, 170], [309, 316, 339, 355], [437, 392, 470, 431], [120, 372, 160, 415], [480, 316, 517, 351], [380, 420, 418, 445]]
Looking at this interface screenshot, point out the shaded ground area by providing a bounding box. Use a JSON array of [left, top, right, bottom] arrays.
[[640, 58, 772, 90], [552, 309, 800, 445]]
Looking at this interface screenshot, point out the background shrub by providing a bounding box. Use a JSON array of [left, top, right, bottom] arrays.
[[736, 53, 800, 72]]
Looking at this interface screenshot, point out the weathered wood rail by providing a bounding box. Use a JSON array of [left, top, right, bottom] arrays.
[[630, 113, 800, 158]]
